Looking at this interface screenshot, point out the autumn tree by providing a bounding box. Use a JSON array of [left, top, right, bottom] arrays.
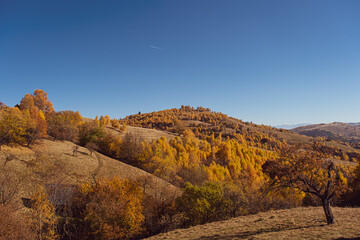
[[136, 176, 180, 237], [19, 93, 36, 110], [30, 186, 58, 240], [94, 116, 100, 126], [176, 182, 227, 226], [32, 89, 54, 114], [47, 111, 82, 141], [104, 115, 111, 125], [99, 115, 110, 126], [0, 106, 46, 147], [23, 108, 47, 146], [74, 177, 144, 240], [221, 182, 248, 217], [262, 148, 350, 224], [110, 118, 120, 128], [78, 122, 105, 147], [347, 161, 360, 206], [0, 107, 27, 146]]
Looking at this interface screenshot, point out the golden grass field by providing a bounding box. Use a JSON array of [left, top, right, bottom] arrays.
[[145, 207, 360, 240]]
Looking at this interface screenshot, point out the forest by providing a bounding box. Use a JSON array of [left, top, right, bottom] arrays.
[[0, 90, 360, 239]]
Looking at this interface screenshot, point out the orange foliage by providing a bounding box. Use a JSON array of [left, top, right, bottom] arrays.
[[75, 177, 144, 239]]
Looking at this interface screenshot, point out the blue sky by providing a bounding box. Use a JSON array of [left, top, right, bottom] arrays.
[[1, 0, 359, 125]]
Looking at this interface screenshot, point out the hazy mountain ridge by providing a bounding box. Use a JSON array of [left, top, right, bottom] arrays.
[[274, 123, 312, 130]]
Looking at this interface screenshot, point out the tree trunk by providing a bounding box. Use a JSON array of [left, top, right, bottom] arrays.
[[322, 198, 335, 224]]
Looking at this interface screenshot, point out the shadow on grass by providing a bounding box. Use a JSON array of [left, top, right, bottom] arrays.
[[335, 238, 360, 240], [195, 223, 327, 240]]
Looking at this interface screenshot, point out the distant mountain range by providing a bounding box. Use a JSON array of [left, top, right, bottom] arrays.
[[275, 122, 360, 130], [274, 123, 312, 130]]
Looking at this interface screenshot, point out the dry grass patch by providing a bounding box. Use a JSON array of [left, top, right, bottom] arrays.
[[106, 125, 177, 141], [0, 139, 180, 203], [145, 207, 360, 240]]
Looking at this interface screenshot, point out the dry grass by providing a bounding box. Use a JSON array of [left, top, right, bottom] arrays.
[[106, 125, 177, 141], [83, 117, 177, 141], [145, 207, 360, 240], [0, 139, 180, 203]]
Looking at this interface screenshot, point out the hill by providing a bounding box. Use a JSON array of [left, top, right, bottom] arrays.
[[145, 207, 360, 240], [118, 106, 360, 161], [83, 117, 177, 141], [293, 122, 360, 149], [0, 139, 179, 204]]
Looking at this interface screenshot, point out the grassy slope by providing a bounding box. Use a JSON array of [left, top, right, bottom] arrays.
[[0, 139, 179, 203], [83, 117, 177, 141], [106, 125, 177, 141], [145, 207, 360, 240], [116, 110, 360, 154]]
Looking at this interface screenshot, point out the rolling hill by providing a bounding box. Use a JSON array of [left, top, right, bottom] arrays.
[[0, 139, 180, 206], [117, 106, 360, 160], [293, 122, 360, 148]]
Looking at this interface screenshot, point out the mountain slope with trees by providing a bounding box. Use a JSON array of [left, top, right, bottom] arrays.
[[1, 90, 360, 239]]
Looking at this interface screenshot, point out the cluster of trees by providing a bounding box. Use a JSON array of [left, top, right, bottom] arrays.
[[136, 130, 276, 187], [0, 90, 85, 147], [0, 176, 144, 240], [0, 90, 50, 147], [310, 140, 360, 161], [119, 105, 288, 152]]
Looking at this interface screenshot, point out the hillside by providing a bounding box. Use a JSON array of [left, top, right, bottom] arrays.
[[83, 117, 177, 141], [293, 122, 360, 148], [118, 106, 360, 160], [1, 91, 360, 240], [0, 139, 180, 204], [145, 207, 360, 240]]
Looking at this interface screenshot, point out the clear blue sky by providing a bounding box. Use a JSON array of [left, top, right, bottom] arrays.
[[1, 0, 359, 125]]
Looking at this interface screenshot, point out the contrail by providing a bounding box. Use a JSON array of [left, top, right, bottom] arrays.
[[149, 45, 165, 50]]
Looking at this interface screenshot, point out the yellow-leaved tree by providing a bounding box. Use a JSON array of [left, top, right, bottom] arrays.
[[30, 186, 58, 240], [75, 177, 144, 240]]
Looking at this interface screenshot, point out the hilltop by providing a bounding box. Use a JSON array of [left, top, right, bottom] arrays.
[[118, 106, 360, 161], [146, 207, 360, 240]]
